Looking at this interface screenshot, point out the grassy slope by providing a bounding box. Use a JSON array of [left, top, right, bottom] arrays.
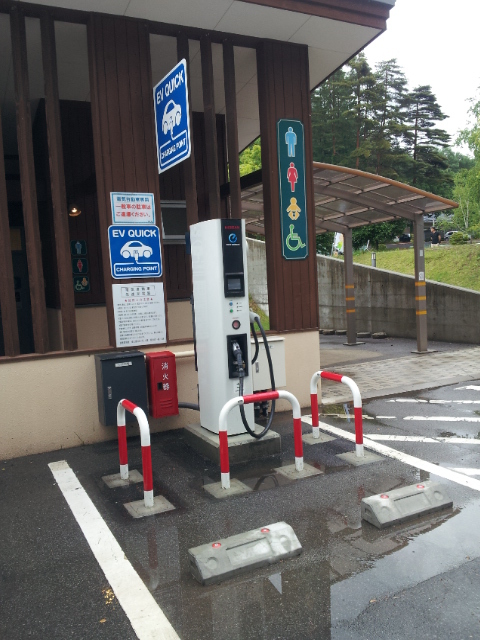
[[353, 244, 480, 291]]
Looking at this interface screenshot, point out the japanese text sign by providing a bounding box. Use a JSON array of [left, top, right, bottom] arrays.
[[112, 283, 166, 347], [277, 119, 309, 260], [111, 192, 155, 224]]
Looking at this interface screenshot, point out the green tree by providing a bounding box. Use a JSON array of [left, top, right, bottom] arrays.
[[403, 85, 451, 195], [454, 94, 480, 232], [369, 59, 410, 178], [452, 168, 480, 231], [352, 219, 407, 250], [239, 138, 261, 176], [316, 232, 334, 255], [344, 54, 377, 169], [311, 68, 355, 165]]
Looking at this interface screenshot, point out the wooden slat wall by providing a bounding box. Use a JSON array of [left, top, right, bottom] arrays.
[[10, 7, 49, 353], [61, 101, 105, 307], [87, 14, 166, 345], [200, 37, 221, 219], [158, 112, 228, 299], [163, 244, 191, 299], [223, 41, 241, 219], [0, 105, 20, 356], [177, 34, 198, 230], [40, 15, 77, 350], [257, 41, 319, 331]]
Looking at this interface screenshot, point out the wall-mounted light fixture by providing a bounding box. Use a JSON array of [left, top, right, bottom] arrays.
[[68, 204, 81, 217]]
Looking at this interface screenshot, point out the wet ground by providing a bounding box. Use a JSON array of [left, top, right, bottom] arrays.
[[2, 379, 480, 639]]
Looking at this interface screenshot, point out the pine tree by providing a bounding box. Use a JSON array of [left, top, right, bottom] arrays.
[[311, 68, 355, 165], [343, 54, 377, 169], [369, 59, 410, 178], [403, 85, 451, 194]]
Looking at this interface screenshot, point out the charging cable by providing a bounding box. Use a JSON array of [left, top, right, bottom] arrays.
[[233, 312, 276, 440]]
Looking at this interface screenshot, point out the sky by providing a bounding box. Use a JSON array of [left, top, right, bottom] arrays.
[[364, 0, 480, 153]]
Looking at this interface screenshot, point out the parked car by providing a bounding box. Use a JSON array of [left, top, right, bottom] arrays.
[[445, 230, 460, 240], [398, 233, 411, 243]]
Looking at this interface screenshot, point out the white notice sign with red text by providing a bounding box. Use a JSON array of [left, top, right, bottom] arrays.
[[112, 282, 166, 348], [110, 192, 155, 224]]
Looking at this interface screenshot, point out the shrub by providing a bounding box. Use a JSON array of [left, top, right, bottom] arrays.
[[449, 231, 469, 245], [468, 225, 480, 239], [377, 244, 387, 252]]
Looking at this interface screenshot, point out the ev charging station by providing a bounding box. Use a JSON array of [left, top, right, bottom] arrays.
[[190, 218, 275, 440], [191, 218, 255, 435]]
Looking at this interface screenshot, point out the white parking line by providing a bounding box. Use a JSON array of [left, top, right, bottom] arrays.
[[387, 399, 480, 404], [404, 416, 480, 423], [386, 399, 427, 403], [48, 461, 180, 640], [450, 468, 480, 477], [366, 435, 480, 444], [455, 386, 480, 391], [366, 435, 439, 443], [301, 417, 480, 492], [323, 414, 395, 420]]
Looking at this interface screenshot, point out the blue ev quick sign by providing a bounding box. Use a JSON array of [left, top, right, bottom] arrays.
[[108, 226, 162, 279], [153, 59, 191, 173]]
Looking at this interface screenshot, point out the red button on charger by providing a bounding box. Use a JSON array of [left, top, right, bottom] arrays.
[[232, 320, 241, 330]]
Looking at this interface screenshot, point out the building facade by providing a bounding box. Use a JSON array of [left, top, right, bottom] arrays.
[[0, 0, 395, 457]]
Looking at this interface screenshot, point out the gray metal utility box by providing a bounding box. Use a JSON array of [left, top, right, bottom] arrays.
[[95, 351, 148, 426]]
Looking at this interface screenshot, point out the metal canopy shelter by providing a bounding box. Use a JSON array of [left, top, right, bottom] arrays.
[[237, 162, 458, 353]]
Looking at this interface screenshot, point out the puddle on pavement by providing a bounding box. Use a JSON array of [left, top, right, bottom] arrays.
[[112, 447, 480, 640], [439, 430, 480, 439], [134, 495, 480, 640]]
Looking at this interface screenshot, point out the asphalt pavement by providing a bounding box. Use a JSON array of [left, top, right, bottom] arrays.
[[2, 342, 480, 639]]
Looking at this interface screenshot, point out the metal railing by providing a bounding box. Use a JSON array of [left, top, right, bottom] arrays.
[[218, 390, 303, 489], [310, 371, 364, 457]]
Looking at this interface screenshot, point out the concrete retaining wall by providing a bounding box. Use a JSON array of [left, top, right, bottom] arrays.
[[247, 238, 480, 344]]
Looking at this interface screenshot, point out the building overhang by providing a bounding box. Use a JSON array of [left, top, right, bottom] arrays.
[[0, 0, 396, 151], [237, 163, 458, 236]]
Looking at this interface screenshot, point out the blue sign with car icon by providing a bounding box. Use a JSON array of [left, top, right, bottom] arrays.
[[153, 59, 191, 173], [108, 225, 162, 279]]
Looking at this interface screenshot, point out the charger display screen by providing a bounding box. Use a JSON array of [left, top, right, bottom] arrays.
[[227, 277, 242, 292]]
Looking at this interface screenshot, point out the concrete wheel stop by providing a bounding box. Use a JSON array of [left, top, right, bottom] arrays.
[[361, 481, 453, 529], [189, 521, 302, 585], [336, 450, 383, 466], [102, 469, 143, 488]]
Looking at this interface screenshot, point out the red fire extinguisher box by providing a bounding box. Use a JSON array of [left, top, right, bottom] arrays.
[[145, 351, 179, 418]]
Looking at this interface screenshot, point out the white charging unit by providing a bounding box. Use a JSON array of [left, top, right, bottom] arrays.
[[190, 218, 254, 435]]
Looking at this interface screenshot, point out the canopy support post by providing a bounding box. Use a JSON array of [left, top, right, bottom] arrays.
[[343, 228, 359, 346], [413, 215, 428, 353]]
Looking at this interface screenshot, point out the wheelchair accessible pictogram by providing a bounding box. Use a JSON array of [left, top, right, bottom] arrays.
[[285, 224, 306, 252]]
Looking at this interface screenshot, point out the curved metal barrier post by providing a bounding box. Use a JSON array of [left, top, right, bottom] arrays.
[[117, 399, 154, 507], [218, 390, 303, 489], [310, 371, 364, 457]]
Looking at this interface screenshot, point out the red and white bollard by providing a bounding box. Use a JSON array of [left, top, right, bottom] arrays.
[[117, 399, 154, 508], [310, 371, 364, 457], [218, 390, 303, 489]]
